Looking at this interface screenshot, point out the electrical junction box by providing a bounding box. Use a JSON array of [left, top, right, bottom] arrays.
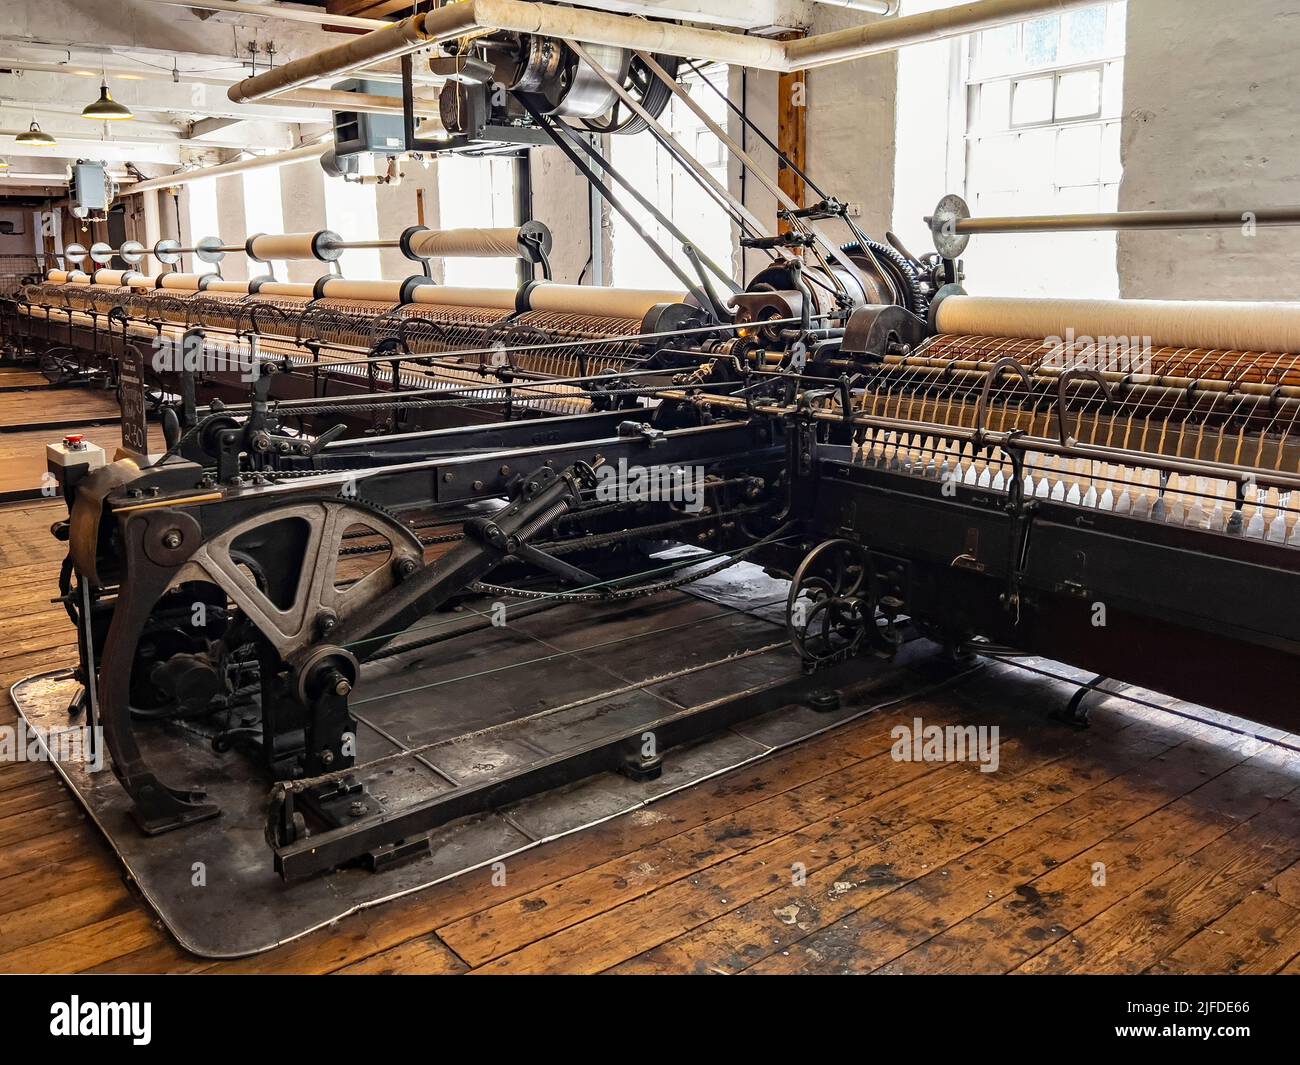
[[331, 79, 405, 156], [70, 162, 108, 214]]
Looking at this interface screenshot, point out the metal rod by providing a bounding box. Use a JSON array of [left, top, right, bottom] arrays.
[[225, 0, 1079, 100], [568, 42, 775, 243], [953, 206, 1300, 234], [534, 101, 741, 295], [127, 142, 329, 194], [636, 50, 875, 301], [136, 0, 387, 31]]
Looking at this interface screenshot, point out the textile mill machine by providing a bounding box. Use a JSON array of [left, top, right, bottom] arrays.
[[8, 18, 1300, 888]]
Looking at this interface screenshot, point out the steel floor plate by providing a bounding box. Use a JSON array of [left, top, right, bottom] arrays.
[[12, 562, 981, 958]]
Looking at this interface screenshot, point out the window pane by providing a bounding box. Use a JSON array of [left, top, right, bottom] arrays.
[[324, 178, 382, 280], [1011, 76, 1054, 125], [1021, 15, 1060, 67], [1056, 184, 1101, 213], [974, 24, 1019, 78], [975, 79, 1011, 132], [1015, 128, 1057, 189], [437, 155, 519, 288], [1061, 5, 1108, 62], [969, 134, 1019, 192], [1056, 123, 1103, 185], [186, 177, 218, 272], [1105, 1, 1128, 52], [610, 64, 731, 290], [243, 167, 286, 279], [1055, 68, 1101, 119], [1102, 61, 1124, 118], [1100, 121, 1122, 184]]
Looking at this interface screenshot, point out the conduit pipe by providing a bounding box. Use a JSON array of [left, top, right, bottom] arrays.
[[137, 0, 387, 31], [228, 0, 1097, 102], [126, 142, 329, 194]]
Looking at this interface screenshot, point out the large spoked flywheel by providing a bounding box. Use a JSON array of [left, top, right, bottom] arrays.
[[785, 539, 877, 669]]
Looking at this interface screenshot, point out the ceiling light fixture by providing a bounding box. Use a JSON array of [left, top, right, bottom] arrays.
[[15, 120, 57, 147], [82, 79, 134, 121]]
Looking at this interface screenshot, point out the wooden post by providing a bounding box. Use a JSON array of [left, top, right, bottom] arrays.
[[776, 31, 808, 238]]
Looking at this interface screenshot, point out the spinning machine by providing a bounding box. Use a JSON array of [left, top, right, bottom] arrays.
[[9, 14, 1300, 891]]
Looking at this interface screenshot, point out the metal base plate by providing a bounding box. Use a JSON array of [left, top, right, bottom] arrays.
[[10, 564, 971, 959]]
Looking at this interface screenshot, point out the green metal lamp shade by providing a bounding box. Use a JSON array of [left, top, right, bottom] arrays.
[[15, 121, 57, 146], [82, 83, 134, 121]]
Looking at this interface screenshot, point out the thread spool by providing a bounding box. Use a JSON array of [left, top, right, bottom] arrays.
[[204, 279, 254, 294], [410, 285, 519, 311], [253, 281, 316, 298], [247, 230, 343, 263], [405, 227, 527, 260], [128, 274, 161, 290], [401, 221, 552, 262], [314, 277, 397, 302], [158, 273, 212, 291], [525, 283, 685, 320], [91, 269, 139, 287], [46, 269, 70, 283], [935, 295, 1300, 355]]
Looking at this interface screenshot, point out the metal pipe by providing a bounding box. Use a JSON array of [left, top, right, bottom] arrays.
[[810, 0, 898, 13], [956, 206, 1300, 234], [226, 0, 1088, 98], [786, 0, 1101, 70], [126, 142, 329, 194], [228, 4, 480, 103], [135, 0, 388, 31], [0, 58, 433, 118]]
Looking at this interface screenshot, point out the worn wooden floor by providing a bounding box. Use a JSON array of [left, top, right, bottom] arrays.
[[2, 364, 1300, 975]]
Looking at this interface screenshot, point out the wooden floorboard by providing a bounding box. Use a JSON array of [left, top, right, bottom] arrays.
[[0, 380, 1298, 975], [0, 423, 165, 500]]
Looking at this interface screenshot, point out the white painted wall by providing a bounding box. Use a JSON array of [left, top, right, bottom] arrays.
[[531, 146, 598, 285], [1117, 0, 1300, 299], [805, 8, 898, 239]]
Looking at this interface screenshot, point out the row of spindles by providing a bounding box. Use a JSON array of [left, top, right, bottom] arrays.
[[850, 427, 1300, 546]]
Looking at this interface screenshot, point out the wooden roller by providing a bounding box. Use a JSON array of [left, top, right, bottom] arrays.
[[406, 227, 529, 260], [91, 269, 138, 286], [935, 295, 1300, 355], [408, 282, 684, 317], [127, 274, 162, 290], [526, 283, 684, 320], [410, 285, 519, 311], [247, 231, 342, 263], [46, 269, 70, 283], [254, 281, 316, 298], [205, 279, 254, 294], [318, 278, 405, 303], [158, 274, 209, 291]]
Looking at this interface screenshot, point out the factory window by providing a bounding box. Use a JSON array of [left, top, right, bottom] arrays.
[[436, 155, 519, 288], [243, 166, 287, 280], [608, 65, 732, 293], [185, 177, 219, 272], [324, 175, 383, 280], [960, 1, 1126, 298]]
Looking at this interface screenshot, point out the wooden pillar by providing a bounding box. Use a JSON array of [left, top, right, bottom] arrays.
[[777, 31, 808, 237]]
